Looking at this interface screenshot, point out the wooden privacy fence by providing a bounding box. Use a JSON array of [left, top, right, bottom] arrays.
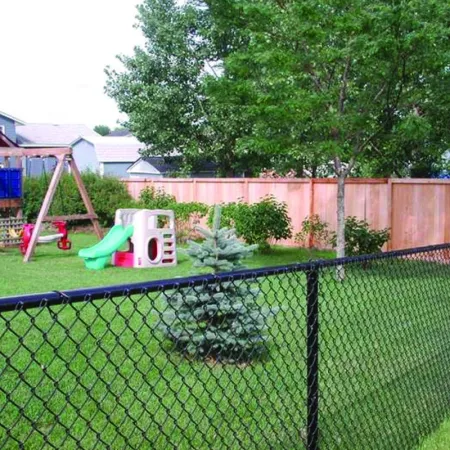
[[122, 178, 450, 250]]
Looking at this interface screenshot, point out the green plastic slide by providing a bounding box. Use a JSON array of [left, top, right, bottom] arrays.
[[78, 224, 134, 270]]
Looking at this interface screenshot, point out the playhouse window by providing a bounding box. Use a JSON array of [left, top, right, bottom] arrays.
[[148, 237, 159, 262], [149, 215, 168, 229], [0, 126, 5, 135]]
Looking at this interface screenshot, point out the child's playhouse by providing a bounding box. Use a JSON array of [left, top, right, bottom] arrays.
[[78, 209, 177, 270]]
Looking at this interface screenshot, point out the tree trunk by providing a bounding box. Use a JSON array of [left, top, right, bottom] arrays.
[[336, 173, 346, 280], [295, 159, 305, 177], [336, 174, 346, 259]]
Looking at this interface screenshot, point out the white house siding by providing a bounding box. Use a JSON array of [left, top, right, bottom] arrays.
[[130, 173, 163, 179]]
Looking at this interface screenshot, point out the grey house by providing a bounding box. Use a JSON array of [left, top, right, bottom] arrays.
[[17, 123, 99, 176], [1, 110, 218, 179], [0, 111, 145, 178], [0, 111, 25, 142], [0, 111, 101, 176], [127, 156, 218, 178], [16, 123, 98, 146], [71, 136, 144, 178], [0, 111, 25, 167]]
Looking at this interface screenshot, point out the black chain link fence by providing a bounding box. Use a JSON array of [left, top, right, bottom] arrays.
[[1, 243, 450, 449]]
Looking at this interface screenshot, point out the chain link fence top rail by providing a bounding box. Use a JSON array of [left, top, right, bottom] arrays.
[[1, 243, 450, 449]]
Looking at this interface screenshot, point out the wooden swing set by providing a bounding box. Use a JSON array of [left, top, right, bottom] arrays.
[[0, 146, 103, 262]]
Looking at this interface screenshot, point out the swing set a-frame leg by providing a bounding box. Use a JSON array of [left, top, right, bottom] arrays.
[[23, 156, 66, 263], [68, 158, 103, 240], [23, 155, 104, 263]]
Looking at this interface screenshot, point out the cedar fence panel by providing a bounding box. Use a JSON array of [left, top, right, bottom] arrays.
[[122, 178, 449, 250]]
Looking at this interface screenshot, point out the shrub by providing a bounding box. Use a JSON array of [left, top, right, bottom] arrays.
[[208, 195, 292, 252], [138, 186, 176, 209], [24, 176, 208, 236], [170, 202, 209, 243], [295, 214, 330, 248], [23, 176, 52, 222], [138, 186, 208, 243], [330, 216, 390, 256], [160, 206, 278, 363], [23, 172, 135, 226], [80, 173, 137, 226]]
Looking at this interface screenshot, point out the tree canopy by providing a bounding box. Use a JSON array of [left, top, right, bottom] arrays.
[[107, 0, 449, 178], [204, 0, 450, 177], [94, 125, 111, 136], [106, 0, 450, 258], [202, 0, 450, 257], [105, 0, 264, 176]]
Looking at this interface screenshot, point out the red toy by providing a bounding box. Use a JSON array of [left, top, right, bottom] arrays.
[[20, 221, 72, 255]]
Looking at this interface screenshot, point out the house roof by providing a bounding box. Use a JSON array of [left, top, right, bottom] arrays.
[[108, 128, 132, 137], [72, 136, 145, 163], [0, 111, 26, 125], [133, 157, 181, 174], [128, 156, 217, 175], [127, 157, 162, 175], [0, 130, 20, 148], [16, 123, 99, 146], [127, 156, 178, 175]]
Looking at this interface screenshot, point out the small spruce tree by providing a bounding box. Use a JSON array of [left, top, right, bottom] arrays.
[[160, 206, 278, 363]]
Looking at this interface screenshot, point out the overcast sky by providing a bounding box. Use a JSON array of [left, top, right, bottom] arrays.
[[1, 0, 144, 128]]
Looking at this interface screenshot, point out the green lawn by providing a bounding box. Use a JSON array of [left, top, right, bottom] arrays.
[[1, 235, 450, 449], [419, 420, 450, 450], [0, 233, 333, 297]]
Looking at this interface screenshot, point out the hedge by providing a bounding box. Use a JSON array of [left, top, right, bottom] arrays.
[[23, 173, 135, 227]]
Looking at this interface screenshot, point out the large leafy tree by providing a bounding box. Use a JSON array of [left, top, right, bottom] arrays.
[[105, 0, 264, 176], [361, 67, 450, 178], [203, 0, 450, 261]]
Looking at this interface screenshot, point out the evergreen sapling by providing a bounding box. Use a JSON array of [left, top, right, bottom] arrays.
[[161, 206, 278, 363]]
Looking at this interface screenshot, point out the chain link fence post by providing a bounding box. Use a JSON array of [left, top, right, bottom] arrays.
[[306, 266, 320, 450]]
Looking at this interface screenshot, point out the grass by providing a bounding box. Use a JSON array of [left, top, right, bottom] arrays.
[[1, 235, 450, 449], [0, 233, 333, 297], [418, 419, 450, 449], [316, 261, 450, 449]]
